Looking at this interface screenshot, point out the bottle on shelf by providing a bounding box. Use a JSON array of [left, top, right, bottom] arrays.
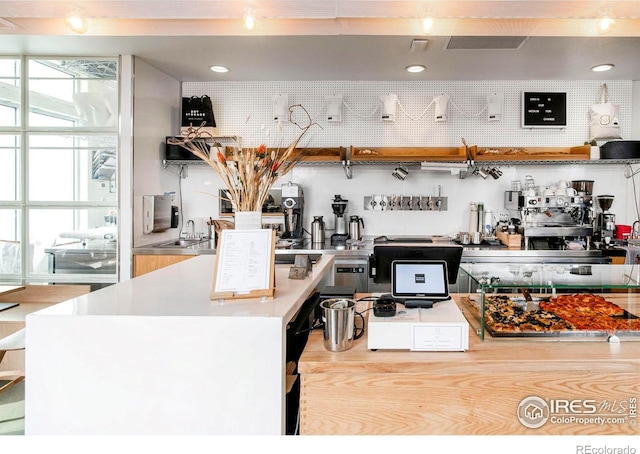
[[469, 202, 478, 234]]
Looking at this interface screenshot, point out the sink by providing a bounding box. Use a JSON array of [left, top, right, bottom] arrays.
[[153, 239, 207, 248]]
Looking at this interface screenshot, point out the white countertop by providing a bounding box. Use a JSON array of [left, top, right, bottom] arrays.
[[31, 254, 334, 321], [25, 253, 335, 435]]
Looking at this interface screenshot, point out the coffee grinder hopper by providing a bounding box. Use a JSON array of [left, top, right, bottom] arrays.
[[595, 195, 614, 212]]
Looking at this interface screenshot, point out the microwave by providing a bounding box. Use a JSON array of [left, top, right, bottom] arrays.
[[164, 136, 204, 161]]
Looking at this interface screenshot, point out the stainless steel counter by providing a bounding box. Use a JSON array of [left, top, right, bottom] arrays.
[[133, 235, 618, 295], [45, 240, 118, 275], [133, 236, 613, 263]]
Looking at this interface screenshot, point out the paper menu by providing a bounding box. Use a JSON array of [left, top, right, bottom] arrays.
[[212, 229, 275, 298]]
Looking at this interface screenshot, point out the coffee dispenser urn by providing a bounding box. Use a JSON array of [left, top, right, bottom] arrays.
[[331, 195, 349, 246]]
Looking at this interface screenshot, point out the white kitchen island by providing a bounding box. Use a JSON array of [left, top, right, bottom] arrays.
[[24, 254, 333, 435]]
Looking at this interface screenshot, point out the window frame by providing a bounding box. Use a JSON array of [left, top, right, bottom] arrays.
[[0, 55, 120, 285]]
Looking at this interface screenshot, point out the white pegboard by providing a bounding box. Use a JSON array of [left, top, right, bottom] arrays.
[[183, 80, 632, 148]]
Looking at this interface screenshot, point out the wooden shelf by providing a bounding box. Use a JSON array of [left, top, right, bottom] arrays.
[[474, 145, 590, 161], [296, 146, 346, 163], [224, 146, 346, 163], [350, 146, 469, 162]]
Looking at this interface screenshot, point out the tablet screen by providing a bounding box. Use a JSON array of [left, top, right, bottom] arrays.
[[391, 260, 449, 300]]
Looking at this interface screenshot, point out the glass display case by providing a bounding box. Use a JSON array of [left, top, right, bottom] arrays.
[[458, 263, 640, 341]]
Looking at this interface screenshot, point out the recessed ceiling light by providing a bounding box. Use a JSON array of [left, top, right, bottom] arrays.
[[406, 65, 426, 73], [591, 64, 614, 72], [210, 65, 230, 73]]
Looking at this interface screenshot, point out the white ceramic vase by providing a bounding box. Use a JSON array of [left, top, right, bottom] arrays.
[[234, 210, 262, 230]]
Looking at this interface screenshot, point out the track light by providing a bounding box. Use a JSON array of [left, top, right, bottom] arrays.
[[595, 9, 616, 34], [243, 6, 256, 30], [65, 9, 87, 34], [422, 17, 434, 34]]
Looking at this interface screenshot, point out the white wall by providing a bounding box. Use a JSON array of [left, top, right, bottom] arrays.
[[633, 80, 640, 138], [132, 58, 182, 248], [174, 80, 637, 237]]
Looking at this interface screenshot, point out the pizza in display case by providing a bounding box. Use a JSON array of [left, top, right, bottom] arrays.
[[463, 293, 640, 338], [458, 263, 640, 340]]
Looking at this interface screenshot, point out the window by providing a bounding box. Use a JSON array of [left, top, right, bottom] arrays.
[[0, 56, 118, 286]]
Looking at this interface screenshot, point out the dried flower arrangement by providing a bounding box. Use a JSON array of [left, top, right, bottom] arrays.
[[168, 104, 319, 212]]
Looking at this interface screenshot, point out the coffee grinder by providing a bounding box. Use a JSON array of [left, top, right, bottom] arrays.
[[594, 195, 616, 245], [281, 182, 304, 244], [331, 194, 349, 246]]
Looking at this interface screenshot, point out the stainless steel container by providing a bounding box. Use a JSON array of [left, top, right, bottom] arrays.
[[311, 215, 325, 244], [320, 298, 356, 352], [348, 215, 364, 240]]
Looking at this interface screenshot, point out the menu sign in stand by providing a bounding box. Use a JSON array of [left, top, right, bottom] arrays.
[[210, 229, 276, 301]]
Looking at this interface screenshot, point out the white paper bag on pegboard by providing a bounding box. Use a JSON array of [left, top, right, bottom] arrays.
[[589, 84, 621, 140]]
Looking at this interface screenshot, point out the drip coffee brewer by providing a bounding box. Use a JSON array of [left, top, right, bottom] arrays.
[[594, 195, 616, 245], [331, 195, 349, 246], [281, 182, 304, 245]]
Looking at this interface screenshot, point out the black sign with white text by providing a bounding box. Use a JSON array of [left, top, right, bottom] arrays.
[[522, 92, 567, 128]]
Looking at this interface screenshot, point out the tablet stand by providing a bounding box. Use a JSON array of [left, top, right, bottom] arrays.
[[402, 295, 451, 309]]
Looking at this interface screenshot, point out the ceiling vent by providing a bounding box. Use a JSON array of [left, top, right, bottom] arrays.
[[409, 39, 429, 52], [445, 36, 529, 50]]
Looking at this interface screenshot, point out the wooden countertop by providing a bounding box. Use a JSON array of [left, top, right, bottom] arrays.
[[298, 294, 640, 435], [299, 294, 640, 375]]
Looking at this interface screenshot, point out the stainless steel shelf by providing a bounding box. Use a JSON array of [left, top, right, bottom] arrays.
[[162, 157, 640, 167]]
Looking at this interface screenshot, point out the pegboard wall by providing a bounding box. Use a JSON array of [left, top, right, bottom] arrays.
[[182, 80, 632, 148]]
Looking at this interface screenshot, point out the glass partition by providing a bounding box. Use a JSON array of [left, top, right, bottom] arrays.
[[0, 134, 19, 201], [0, 209, 21, 280], [28, 134, 117, 202], [0, 58, 20, 127], [0, 56, 119, 287], [459, 263, 640, 341], [28, 58, 118, 129], [28, 207, 117, 283]]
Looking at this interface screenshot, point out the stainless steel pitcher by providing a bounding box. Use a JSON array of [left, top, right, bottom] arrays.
[[311, 215, 325, 244], [348, 215, 364, 240]]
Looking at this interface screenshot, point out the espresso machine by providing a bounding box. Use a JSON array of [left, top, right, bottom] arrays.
[[330, 194, 349, 246], [281, 182, 304, 245], [594, 195, 616, 245], [504, 183, 593, 250]]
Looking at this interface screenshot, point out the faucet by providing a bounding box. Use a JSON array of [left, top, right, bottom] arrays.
[[186, 219, 195, 239]]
